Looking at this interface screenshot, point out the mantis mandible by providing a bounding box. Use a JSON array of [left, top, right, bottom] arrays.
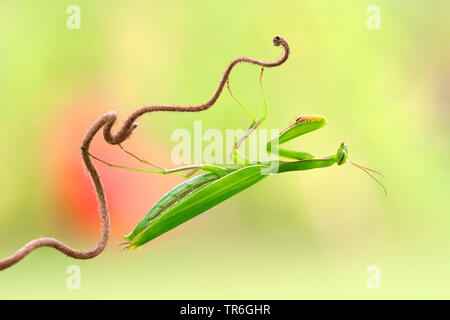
[[84, 68, 386, 250]]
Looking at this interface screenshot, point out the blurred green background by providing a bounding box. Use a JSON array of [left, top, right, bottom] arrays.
[[0, 0, 449, 299]]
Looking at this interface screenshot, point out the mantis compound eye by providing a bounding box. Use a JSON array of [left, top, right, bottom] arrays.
[[337, 142, 348, 165]]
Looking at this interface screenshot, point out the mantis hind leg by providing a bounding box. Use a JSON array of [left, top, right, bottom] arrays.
[[82, 147, 231, 178], [119, 144, 165, 171], [117, 144, 189, 178], [117, 144, 232, 177]]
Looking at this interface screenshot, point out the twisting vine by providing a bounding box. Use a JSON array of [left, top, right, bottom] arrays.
[[0, 36, 290, 271]]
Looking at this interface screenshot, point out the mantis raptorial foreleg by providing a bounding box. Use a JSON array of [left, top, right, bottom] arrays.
[[265, 115, 329, 161], [232, 115, 328, 165]]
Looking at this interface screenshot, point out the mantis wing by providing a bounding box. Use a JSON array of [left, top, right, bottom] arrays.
[[126, 165, 268, 249]]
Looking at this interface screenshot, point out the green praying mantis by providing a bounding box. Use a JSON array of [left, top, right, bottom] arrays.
[[83, 68, 386, 250]]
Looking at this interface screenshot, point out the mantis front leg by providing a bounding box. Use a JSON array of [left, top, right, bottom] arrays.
[[266, 115, 328, 161]]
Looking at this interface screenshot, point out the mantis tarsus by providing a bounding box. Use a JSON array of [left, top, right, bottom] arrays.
[[84, 69, 386, 250]]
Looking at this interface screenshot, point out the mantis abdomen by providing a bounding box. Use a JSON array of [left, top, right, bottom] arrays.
[[124, 172, 221, 242], [124, 165, 268, 249]]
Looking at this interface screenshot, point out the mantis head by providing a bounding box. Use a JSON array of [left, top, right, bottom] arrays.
[[336, 142, 348, 165]]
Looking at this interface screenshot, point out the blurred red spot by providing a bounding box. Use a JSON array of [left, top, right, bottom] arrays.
[[44, 93, 182, 240]]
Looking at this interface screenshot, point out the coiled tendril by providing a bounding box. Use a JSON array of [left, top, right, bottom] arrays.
[[0, 36, 290, 271]]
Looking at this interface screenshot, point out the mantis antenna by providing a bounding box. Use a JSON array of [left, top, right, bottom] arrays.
[[351, 161, 388, 196]]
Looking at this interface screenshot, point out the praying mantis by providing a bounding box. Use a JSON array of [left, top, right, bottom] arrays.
[[83, 68, 386, 250], [0, 35, 384, 270]]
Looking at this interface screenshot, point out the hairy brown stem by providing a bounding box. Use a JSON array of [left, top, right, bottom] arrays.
[[0, 36, 289, 271]]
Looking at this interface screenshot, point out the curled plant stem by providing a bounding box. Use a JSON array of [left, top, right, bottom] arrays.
[[0, 36, 290, 271]]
